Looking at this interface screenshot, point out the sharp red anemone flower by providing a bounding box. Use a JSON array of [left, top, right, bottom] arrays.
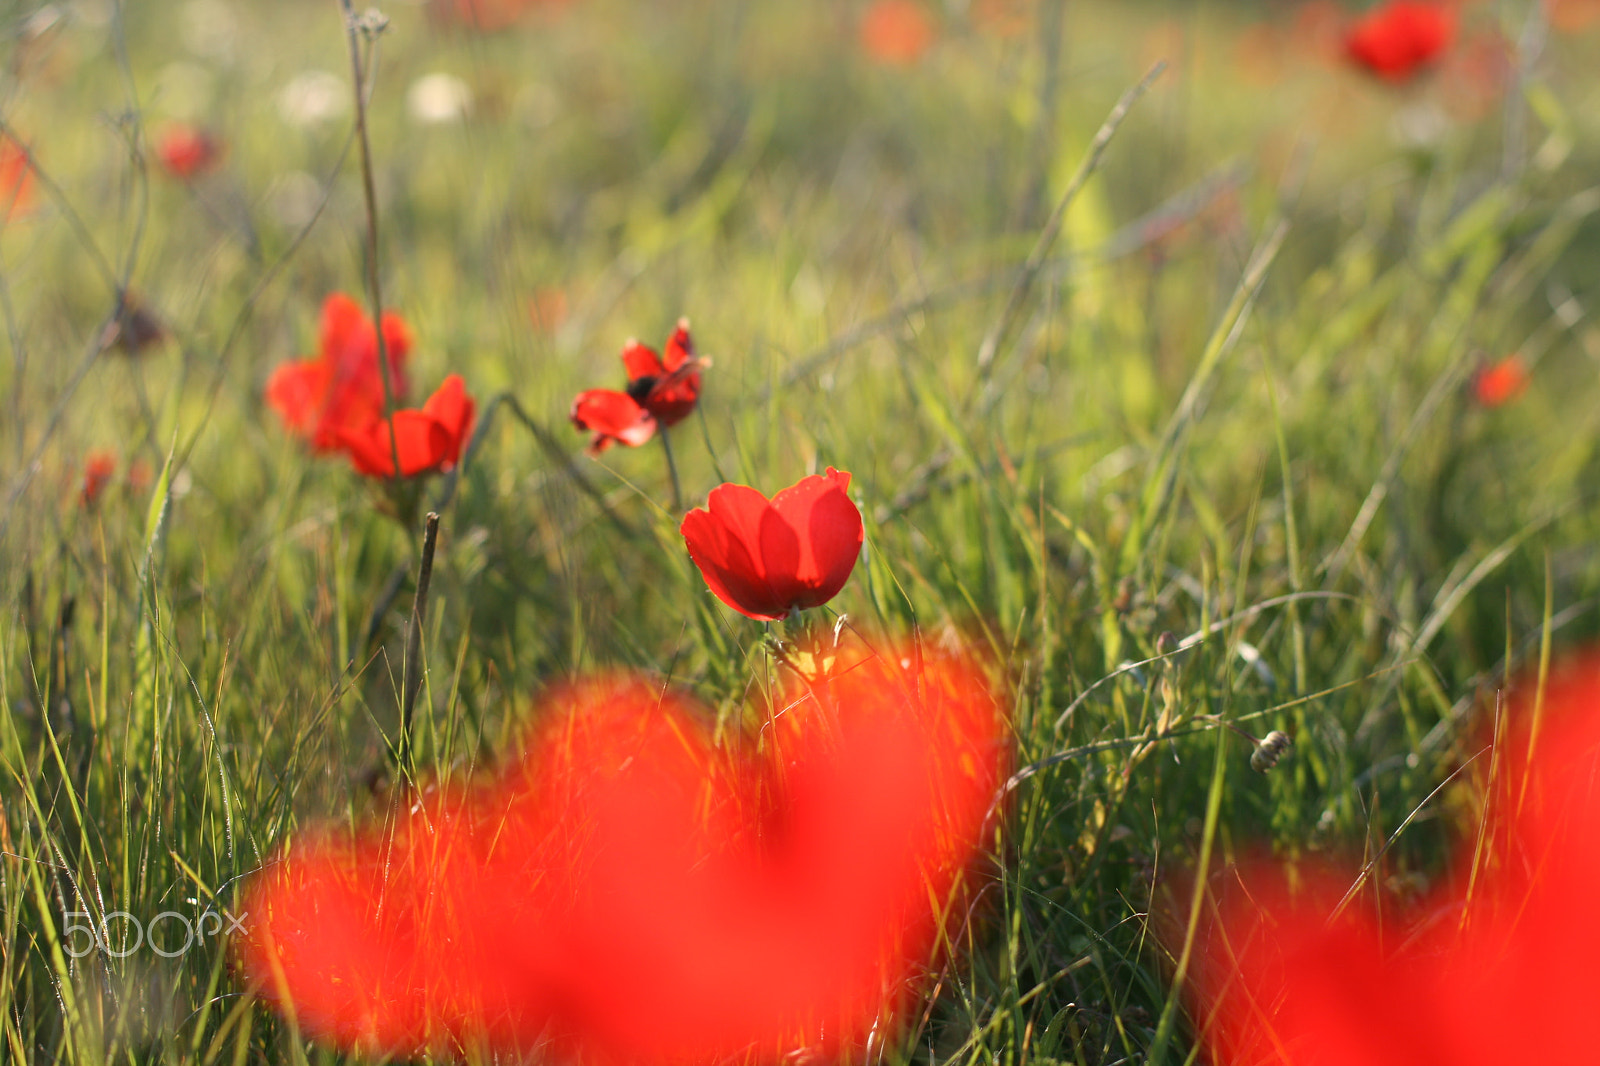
[[860, 0, 936, 65], [1186, 656, 1600, 1065], [1344, 1, 1456, 82], [1473, 354, 1528, 408], [569, 318, 702, 456], [336, 375, 476, 478], [238, 638, 1009, 1062], [680, 468, 863, 623], [0, 136, 35, 223], [80, 451, 116, 508], [266, 292, 412, 453], [155, 123, 223, 180]]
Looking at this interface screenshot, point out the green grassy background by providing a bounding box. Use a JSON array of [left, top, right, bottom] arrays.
[[3, 0, 1600, 1061]]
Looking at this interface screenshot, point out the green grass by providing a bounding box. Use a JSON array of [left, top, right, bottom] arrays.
[[3, 0, 1600, 1062]]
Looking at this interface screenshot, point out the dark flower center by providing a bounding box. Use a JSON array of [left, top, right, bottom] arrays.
[[625, 375, 659, 403]]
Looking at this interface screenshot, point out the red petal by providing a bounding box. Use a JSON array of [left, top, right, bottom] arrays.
[[681, 500, 788, 621], [570, 389, 656, 454], [661, 318, 693, 372], [265, 359, 332, 436], [769, 468, 862, 611], [620, 339, 666, 382], [421, 374, 476, 466], [338, 412, 452, 478]]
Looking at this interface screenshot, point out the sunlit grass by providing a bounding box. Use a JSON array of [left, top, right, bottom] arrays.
[[1, 0, 1599, 1062]]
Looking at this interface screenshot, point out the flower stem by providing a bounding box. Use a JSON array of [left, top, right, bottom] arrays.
[[660, 425, 683, 513], [334, 0, 402, 481], [398, 511, 440, 779]]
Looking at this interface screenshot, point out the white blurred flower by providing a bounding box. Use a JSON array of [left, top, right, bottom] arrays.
[[278, 71, 349, 128], [407, 73, 472, 125]]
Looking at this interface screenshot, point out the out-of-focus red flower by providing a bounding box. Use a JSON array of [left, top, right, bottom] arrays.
[[1473, 354, 1528, 408], [570, 319, 702, 456], [0, 136, 36, 223], [155, 123, 223, 180], [1345, 1, 1456, 82], [680, 468, 863, 622], [1547, 0, 1600, 32], [238, 638, 1010, 1062], [1187, 656, 1600, 1065], [266, 293, 412, 453], [859, 0, 936, 65], [337, 375, 476, 478], [429, 0, 569, 32], [80, 451, 116, 508]]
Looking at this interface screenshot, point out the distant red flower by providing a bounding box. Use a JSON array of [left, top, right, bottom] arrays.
[[860, 0, 936, 65], [570, 318, 701, 456], [266, 293, 412, 453], [80, 451, 116, 508], [1187, 656, 1600, 1065], [239, 638, 1009, 1061], [155, 123, 223, 180], [1473, 354, 1528, 408], [0, 136, 35, 223], [1547, 0, 1600, 32], [337, 375, 476, 478], [1344, 1, 1456, 82], [680, 468, 863, 622]]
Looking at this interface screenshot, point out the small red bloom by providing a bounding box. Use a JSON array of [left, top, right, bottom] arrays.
[[155, 123, 223, 180], [860, 0, 936, 65], [1473, 354, 1528, 408], [570, 318, 702, 456], [266, 293, 412, 453], [0, 136, 35, 223], [1344, 1, 1455, 82], [680, 468, 863, 622], [337, 375, 476, 478], [80, 451, 116, 508], [239, 638, 1008, 1061]]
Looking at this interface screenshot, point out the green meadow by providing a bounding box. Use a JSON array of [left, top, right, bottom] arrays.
[[2, 0, 1599, 1061]]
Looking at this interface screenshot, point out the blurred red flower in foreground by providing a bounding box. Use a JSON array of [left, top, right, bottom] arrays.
[[570, 318, 702, 455], [859, 0, 936, 65], [239, 640, 1008, 1061], [1187, 656, 1600, 1065], [1344, 1, 1455, 82], [266, 293, 412, 453], [681, 468, 863, 622], [155, 123, 223, 180], [336, 374, 476, 478], [80, 451, 116, 508], [1473, 354, 1528, 408], [0, 136, 35, 223]]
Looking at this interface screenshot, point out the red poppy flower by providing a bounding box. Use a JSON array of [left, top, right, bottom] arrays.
[[80, 451, 116, 508], [336, 375, 475, 478], [266, 292, 412, 453], [680, 468, 862, 622], [1187, 656, 1600, 1066], [155, 123, 223, 180], [238, 639, 1009, 1061], [0, 136, 35, 223], [569, 318, 701, 456], [1344, 1, 1456, 82], [860, 0, 936, 65], [1473, 354, 1528, 408]]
